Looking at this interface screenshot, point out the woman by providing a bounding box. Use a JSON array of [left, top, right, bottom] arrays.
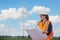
[[38, 14, 53, 40]]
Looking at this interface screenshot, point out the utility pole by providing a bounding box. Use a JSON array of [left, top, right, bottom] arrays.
[[22, 8, 24, 37]]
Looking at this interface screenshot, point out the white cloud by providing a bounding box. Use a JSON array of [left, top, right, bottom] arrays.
[[0, 24, 5, 28], [0, 23, 28, 36], [53, 29, 60, 37], [0, 24, 21, 36], [49, 15, 60, 23], [24, 20, 37, 27], [8, 29, 23, 36], [29, 6, 50, 14], [0, 24, 24, 36], [0, 24, 6, 35], [0, 28, 22, 36], [19, 20, 37, 29], [0, 7, 27, 20]]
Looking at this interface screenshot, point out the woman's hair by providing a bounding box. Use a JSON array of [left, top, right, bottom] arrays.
[[42, 14, 49, 21], [45, 15, 49, 21]]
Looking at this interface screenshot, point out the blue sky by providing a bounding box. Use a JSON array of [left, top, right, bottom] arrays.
[[0, 0, 60, 36]]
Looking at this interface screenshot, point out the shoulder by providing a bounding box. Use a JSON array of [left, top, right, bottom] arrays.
[[48, 21, 52, 25], [48, 21, 53, 28], [46, 21, 51, 24], [46, 21, 52, 26]]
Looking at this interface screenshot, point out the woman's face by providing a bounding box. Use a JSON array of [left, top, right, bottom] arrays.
[[40, 14, 46, 20]]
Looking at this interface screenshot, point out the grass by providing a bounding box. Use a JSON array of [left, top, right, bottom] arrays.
[[0, 36, 60, 40], [52, 37, 60, 40]]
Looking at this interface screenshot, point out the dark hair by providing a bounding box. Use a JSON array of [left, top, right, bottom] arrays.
[[42, 14, 49, 21], [45, 15, 49, 21]]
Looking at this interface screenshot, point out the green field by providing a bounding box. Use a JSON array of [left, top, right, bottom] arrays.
[[0, 36, 60, 40]]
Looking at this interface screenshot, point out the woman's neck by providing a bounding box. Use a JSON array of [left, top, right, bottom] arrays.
[[43, 19, 46, 22]]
